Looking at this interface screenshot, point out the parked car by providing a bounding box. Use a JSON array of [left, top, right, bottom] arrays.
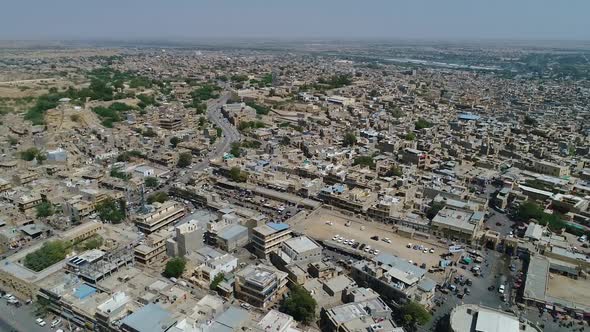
[[51, 319, 62, 328]]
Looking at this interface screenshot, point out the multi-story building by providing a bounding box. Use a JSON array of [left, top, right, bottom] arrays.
[[134, 201, 185, 234], [235, 264, 288, 308], [274, 236, 322, 265], [191, 246, 238, 287], [430, 207, 485, 244], [252, 222, 292, 258], [320, 297, 399, 332], [159, 116, 182, 131], [531, 160, 570, 177], [216, 223, 249, 252], [318, 184, 377, 214], [134, 232, 168, 266], [401, 148, 430, 169], [166, 220, 204, 257], [351, 253, 436, 307]]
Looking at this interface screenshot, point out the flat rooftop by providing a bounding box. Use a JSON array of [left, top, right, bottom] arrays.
[[432, 208, 476, 232], [283, 236, 319, 254]]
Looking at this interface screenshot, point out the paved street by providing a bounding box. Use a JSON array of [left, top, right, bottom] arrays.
[[0, 298, 51, 332], [193, 93, 240, 172]]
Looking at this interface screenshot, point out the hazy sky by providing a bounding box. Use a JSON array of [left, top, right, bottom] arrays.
[[1, 0, 589, 41]]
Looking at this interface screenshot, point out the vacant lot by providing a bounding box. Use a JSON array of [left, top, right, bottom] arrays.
[[547, 274, 590, 307], [294, 207, 444, 270]]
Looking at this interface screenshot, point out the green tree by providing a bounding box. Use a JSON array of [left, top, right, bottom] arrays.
[[96, 198, 126, 224], [24, 240, 69, 272], [36, 202, 55, 218], [230, 142, 241, 157], [110, 166, 130, 181], [170, 136, 180, 148], [20, 147, 40, 161], [343, 132, 357, 147], [229, 166, 248, 182], [280, 136, 291, 146], [353, 156, 375, 169], [216, 127, 223, 137], [400, 302, 431, 328], [210, 273, 225, 290], [145, 176, 159, 188], [83, 235, 104, 250], [405, 132, 416, 141], [177, 152, 192, 168], [279, 285, 317, 324], [163, 257, 186, 278], [147, 192, 169, 204], [415, 118, 433, 130], [386, 165, 403, 177]]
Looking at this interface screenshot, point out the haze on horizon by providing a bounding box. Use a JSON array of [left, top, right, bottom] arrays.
[[1, 0, 589, 41]]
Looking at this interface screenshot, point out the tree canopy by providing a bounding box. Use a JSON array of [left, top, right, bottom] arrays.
[[96, 198, 126, 224], [415, 118, 433, 130], [279, 285, 317, 324], [400, 302, 431, 328], [36, 202, 55, 218], [229, 166, 248, 183], [353, 156, 375, 169], [514, 201, 566, 231], [163, 257, 186, 278], [343, 132, 357, 147], [24, 240, 69, 272], [145, 176, 159, 188], [386, 165, 403, 177], [147, 192, 168, 204], [210, 273, 225, 290], [177, 152, 193, 168], [405, 132, 416, 141]]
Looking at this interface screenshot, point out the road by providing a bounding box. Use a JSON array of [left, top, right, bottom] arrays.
[[0, 298, 51, 332], [193, 93, 240, 172]]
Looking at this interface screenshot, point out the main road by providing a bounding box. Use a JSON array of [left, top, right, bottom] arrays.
[[194, 92, 241, 171]]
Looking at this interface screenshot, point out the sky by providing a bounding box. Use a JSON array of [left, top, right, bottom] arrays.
[[1, 0, 589, 41]]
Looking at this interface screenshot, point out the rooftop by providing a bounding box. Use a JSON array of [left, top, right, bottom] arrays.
[[120, 303, 176, 332], [283, 236, 319, 254]]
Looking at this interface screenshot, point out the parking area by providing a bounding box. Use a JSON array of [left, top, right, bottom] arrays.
[[295, 208, 446, 277]]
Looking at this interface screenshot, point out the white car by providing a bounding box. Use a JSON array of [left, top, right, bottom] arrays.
[[498, 285, 505, 294], [51, 318, 62, 328], [373, 249, 380, 255], [382, 238, 391, 243], [38, 320, 46, 327], [429, 248, 435, 253]]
